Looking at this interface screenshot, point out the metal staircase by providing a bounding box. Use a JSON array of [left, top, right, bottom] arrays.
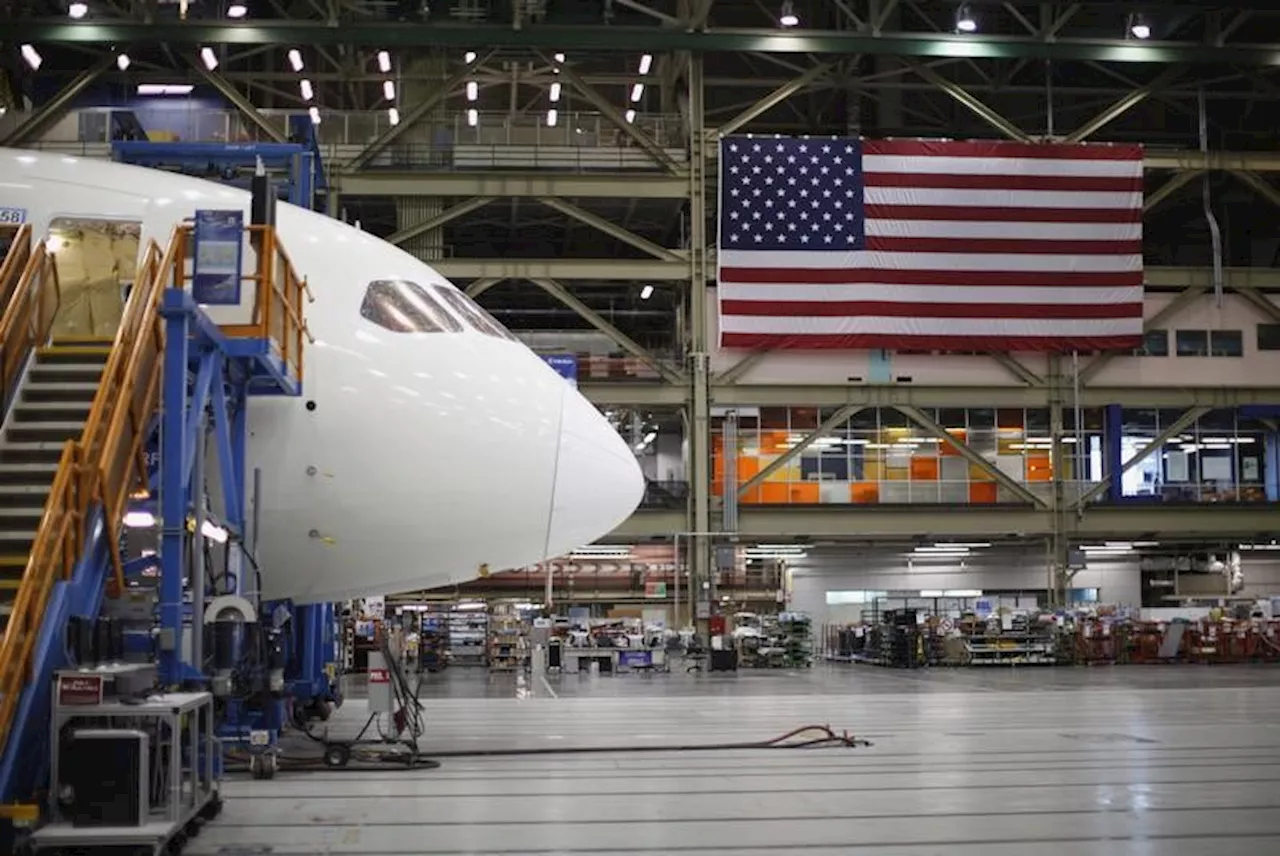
[[0, 343, 109, 639]]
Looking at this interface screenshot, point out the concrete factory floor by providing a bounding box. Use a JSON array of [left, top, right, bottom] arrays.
[[189, 664, 1280, 855]]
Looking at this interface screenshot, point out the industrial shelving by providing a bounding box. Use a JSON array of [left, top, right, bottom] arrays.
[[447, 606, 489, 666], [418, 606, 450, 671], [487, 616, 528, 671]]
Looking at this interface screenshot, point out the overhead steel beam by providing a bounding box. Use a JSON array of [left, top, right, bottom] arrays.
[[1145, 151, 1280, 172], [579, 380, 1280, 410], [190, 61, 288, 143], [0, 53, 115, 147], [736, 404, 865, 498], [988, 353, 1045, 388], [1071, 406, 1211, 509], [537, 197, 683, 261], [1234, 288, 1280, 324], [615, 0, 681, 26], [387, 196, 495, 247], [615, 503, 1280, 541], [335, 171, 691, 198], [716, 350, 772, 385], [433, 257, 689, 281], [18, 22, 1280, 64], [1230, 169, 1280, 210], [1063, 66, 1184, 143], [1144, 169, 1203, 212], [345, 55, 490, 172], [556, 62, 684, 175], [464, 278, 503, 298], [908, 61, 1032, 142], [1078, 286, 1207, 385], [895, 405, 1049, 509], [529, 278, 686, 386], [716, 62, 834, 137]]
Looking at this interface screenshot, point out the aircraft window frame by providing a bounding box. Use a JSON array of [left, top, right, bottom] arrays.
[[432, 285, 519, 342], [360, 279, 465, 334]]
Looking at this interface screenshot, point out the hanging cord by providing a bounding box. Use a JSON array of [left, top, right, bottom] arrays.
[[1198, 88, 1224, 306]]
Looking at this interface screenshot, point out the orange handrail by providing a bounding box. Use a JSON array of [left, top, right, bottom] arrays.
[[0, 224, 32, 308], [0, 222, 308, 761], [0, 225, 51, 408]]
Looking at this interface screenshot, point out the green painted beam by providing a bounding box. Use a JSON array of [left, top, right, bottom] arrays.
[[7, 21, 1280, 64]]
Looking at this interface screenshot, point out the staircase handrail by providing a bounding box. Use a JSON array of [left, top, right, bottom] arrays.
[[0, 244, 72, 755], [0, 224, 32, 306], [0, 225, 58, 410]]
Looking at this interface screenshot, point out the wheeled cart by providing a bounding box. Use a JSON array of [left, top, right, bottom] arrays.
[[23, 688, 222, 856]]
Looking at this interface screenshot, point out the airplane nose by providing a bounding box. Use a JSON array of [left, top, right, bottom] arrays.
[[544, 388, 645, 558]]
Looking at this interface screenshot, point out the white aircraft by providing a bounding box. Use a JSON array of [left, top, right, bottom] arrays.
[[0, 148, 645, 602]]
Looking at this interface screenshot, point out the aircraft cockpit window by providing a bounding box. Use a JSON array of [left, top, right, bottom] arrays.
[[361, 279, 464, 334], [433, 286, 519, 342]]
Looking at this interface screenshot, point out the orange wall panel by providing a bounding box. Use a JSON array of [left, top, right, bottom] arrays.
[[790, 483, 821, 504], [969, 483, 998, 503], [910, 457, 939, 481], [851, 482, 880, 503], [1026, 453, 1052, 482]]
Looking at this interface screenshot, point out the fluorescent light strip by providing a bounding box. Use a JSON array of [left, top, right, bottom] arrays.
[[377, 50, 391, 73], [288, 48, 303, 72]]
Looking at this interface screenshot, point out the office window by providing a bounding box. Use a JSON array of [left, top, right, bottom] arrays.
[[433, 286, 519, 342], [1257, 323, 1280, 351], [1135, 329, 1169, 357], [360, 280, 463, 334], [1175, 329, 1208, 357], [1209, 329, 1243, 357]]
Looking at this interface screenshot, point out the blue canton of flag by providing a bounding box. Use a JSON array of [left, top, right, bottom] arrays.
[[718, 137, 866, 250]]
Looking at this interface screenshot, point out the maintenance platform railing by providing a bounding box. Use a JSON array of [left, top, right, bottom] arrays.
[[0, 219, 310, 771]]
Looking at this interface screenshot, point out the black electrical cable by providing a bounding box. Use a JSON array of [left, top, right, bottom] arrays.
[[221, 724, 870, 774]]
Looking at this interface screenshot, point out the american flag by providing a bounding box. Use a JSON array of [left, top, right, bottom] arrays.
[[716, 136, 1145, 352]]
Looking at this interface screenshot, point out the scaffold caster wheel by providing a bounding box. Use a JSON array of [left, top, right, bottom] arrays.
[[324, 743, 351, 768], [249, 753, 277, 780]]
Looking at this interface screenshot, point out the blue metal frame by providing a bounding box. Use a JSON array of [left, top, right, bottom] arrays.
[[110, 140, 325, 210]]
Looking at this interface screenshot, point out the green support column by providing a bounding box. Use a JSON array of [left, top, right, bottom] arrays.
[[686, 53, 712, 636]]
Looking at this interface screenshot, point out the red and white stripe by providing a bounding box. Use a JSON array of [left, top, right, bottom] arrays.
[[717, 139, 1145, 352]]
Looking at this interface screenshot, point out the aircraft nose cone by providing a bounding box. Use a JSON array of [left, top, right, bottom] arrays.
[[545, 389, 645, 557]]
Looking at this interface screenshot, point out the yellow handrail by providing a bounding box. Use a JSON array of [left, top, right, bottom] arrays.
[[0, 222, 308, 763], [0, 225, 32, 309]]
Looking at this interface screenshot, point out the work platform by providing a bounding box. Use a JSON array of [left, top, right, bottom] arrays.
[[0, 211, 311, 832]]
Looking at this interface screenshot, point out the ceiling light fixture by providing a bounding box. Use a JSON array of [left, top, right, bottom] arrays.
[[549, 81, 561, 102], [382, 79, 395, 100], [68, 2, 88, 18], [20, 44, 42, 70], [308, 106, 321, 125], [630, 83, 644, 102], [116, 52, 130, 71], [377, 50, 391, 73], [546, 108, 558, 127], [956, 4, 977, 32], [388, 107, 400, 126], [200, 46, 218, 70], [227, 2, 247, 17], [137, 83, 193, 96], [624, 108, 636, 123], [553, 52, 566, 63], [287, 48, 303, 72], [640, 284, 654, 300], [1129, 14, 1151, 39], [638, 53, 652, 75], [779, 0, 799, 27], [299, 78, 314, 101], [466, 108, 478, 127], [465, 80, 478, 101], [464, 51, 476, 64]]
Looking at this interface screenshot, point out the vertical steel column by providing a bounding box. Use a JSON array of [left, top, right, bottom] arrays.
[[686, 54, 712, 636], [1046, 353, 1068, 605], [1104, 403, 1124, 503], [191, 408, 208, 674], [158, 292, 192, 687]]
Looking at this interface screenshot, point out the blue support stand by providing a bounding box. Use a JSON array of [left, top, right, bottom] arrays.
[[1104, 403, 1124, 503], [111, 140, 326, 210]]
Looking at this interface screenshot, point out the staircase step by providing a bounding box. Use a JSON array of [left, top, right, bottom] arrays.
[[37, 346, 111, 364], [0, 444, 68, 466], [0, 485, 51, 508], [0, 463, 60, 485], [27, 364, 106, 385], [10, 401, 92, 422], [21, 382, 101, 404], [5, 422, 88, 444]]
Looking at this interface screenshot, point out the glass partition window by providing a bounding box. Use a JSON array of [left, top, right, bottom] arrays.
[[360, 280, 463, 334], [712, 406, 1098, 507], [432, 286, 519, 341], [1122, 408, 1268, 503]]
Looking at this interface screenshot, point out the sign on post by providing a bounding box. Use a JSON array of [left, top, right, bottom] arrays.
[[192, 209, 245, 305]]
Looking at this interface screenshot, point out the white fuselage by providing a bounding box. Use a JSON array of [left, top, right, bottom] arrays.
[[0, 149, 644, 603]]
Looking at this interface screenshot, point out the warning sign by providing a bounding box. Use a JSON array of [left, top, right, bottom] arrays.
[[57, 674, 104, 706], [368, 668, 390, 684]]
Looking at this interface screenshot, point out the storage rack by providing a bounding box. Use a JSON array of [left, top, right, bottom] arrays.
[[418, 605, 450, 672], [487, 616, 528, 671], [447, 606, 489, 666], [778, 612, 813, 668], [963, 614, 1058, 666]]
